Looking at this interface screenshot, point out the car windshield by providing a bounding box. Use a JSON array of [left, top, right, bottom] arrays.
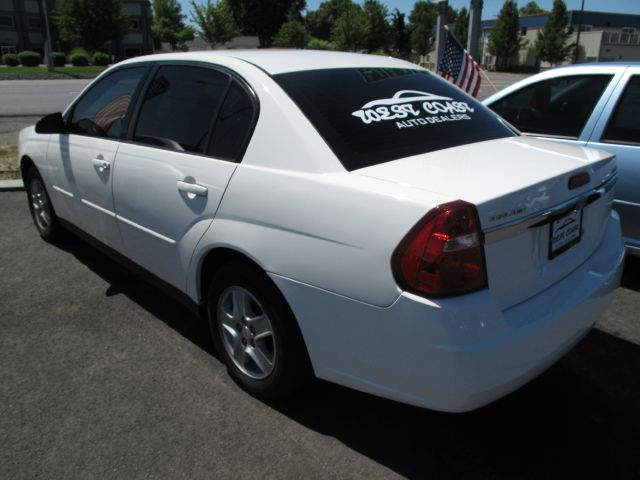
[[274, 68, 516, 171]]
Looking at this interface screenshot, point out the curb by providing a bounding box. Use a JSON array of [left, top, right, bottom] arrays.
[[0, 179, 24, 191]]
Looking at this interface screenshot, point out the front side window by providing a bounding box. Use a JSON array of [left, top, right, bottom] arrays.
[[488, 74, 613, 139], [134, 65, 229, 154], [274, 68, 514, 171], [602, 76, 640, 146], [69, 67, 147, 139]]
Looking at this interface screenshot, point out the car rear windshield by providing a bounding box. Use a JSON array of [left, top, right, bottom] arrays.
[[274, 68, 516, 171]]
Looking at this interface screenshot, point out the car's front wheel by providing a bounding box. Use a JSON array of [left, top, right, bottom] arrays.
[[207, 262, 311, 399], [25, 168, 63, 242]]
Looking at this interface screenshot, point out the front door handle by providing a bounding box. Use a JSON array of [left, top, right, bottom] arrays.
[[177, 179, 208, 197], [92, 157, 110, 172]]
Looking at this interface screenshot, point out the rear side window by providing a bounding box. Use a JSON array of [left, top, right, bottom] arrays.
[[488, 74, 613, 139], [69, 67, 146, 139], [274, 68, 514, 171], [207, 81, 255, 161], [602, 75, 640, 146], [134, 65, 229, 154]]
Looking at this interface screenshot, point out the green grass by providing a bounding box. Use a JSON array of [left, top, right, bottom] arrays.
[[0, 66, 106, 77], [0, 145, 19, 180]]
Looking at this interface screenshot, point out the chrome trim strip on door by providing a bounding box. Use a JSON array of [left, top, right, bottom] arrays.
[[614, 198, 640, 208], [80, 198, 176, 244], [52, 185, 74, 198], [116, 214, 176, 244], [484, 175, 616, 245], [81, 198, 116, 217]]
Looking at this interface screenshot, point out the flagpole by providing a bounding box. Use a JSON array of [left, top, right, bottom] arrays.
[[444, 23, 498, 93]]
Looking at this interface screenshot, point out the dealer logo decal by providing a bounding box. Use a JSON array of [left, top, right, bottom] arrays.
[[351, 90, 475, 129]]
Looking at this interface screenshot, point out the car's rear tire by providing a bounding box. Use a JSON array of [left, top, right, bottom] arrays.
[[25, 168, 64, 242], [207, 261, 311, 399]]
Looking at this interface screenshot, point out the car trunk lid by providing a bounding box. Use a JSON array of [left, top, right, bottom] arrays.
[[355, 136, 617, 309]]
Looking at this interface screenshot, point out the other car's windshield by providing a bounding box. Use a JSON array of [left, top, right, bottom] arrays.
[[274, 68, 516, 171]]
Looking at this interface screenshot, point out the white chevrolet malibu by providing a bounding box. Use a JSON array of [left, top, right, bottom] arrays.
[[19, 51, 624, 412]]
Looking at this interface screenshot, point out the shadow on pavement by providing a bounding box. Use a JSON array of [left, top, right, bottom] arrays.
[[57, 234, 640, 479]]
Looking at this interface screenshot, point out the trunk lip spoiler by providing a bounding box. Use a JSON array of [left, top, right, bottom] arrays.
[[484, 173, 616, 245]]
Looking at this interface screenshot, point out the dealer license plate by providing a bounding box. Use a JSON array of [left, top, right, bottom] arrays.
[[549, 208, 582, 259]]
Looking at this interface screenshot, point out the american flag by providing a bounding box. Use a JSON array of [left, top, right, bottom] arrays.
[[437, 29, 481, 98]]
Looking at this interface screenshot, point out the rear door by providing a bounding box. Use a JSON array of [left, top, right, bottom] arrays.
[[113, 63, 257, 290], [586, 67, 640, 253]]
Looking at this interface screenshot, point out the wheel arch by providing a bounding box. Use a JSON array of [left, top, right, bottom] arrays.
[[20, 155, 36, 179], [198, 247, 267, 304], [197, 246, 314, 372]]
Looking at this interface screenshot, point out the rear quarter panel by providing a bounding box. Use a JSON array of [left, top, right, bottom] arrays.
[[188, 164, 450, 307]]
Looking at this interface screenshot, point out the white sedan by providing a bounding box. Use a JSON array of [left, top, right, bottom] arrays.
[[19, 51, 624, 412]]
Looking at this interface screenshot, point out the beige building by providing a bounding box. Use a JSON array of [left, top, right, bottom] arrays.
[[480, 10, 640, 70]]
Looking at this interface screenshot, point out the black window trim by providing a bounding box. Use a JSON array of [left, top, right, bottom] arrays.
[[125, 60, 260, 164], [64, 64, 153, 142]]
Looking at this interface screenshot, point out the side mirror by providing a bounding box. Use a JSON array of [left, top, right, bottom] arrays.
[[35, 112, 67, 134]]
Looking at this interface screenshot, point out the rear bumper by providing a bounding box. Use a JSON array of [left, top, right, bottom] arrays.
[[270, 211, 624, 412]]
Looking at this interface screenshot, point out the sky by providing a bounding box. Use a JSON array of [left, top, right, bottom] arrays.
[[179, 0, 640, 21]]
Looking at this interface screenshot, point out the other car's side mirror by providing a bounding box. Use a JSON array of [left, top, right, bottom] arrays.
[[35, 113, 67, 134]]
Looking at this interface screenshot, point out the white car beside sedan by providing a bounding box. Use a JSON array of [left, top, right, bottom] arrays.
[[19, 51, 624, 412]]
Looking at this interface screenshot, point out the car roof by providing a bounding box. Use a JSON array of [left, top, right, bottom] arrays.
[[117, 50, 421, 76], [481, 62, 636, 105], [547, 61, 640, 71]]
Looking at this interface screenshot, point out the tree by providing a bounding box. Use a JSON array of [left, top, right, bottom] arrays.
[[487, 0, 524, 69], [533, 0, 574, 65], [520, 1, 546, 15], [227, 0, 306, 47], [273, 20, 308, 48], [362, 0, 391, 53], [409, 1, 437, 58], [390, 9, 410, 58], [54, 0, 128, 52], [190, 0, 239, 48], [331, 3, 366, 51], [453, 6, 469, 46], [152, 0, 195, 51], [306, 0, 352, 41]]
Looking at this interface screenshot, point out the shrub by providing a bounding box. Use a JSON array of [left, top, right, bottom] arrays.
[[69, 53, 90, 66], [18, 51, 42, 67], [51, 51, 66, 67], [92, 52, 110, 66], [69, 47, 90, 57], [3, 53, 18, 66], [305, 37, 329, 50]]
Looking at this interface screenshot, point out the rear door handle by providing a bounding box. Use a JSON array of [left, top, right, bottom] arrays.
[[92, 157, 110, 172], [177, 179, 208, 197]]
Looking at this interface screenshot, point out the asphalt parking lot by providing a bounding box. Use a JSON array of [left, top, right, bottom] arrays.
[[1, 191, 640, 479]]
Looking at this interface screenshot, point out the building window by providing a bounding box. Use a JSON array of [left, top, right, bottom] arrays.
[[2, 46, 17, 57], [129, 17, 140, 31], [27, 16, 42, 29], [0, 15, 14, 27], [621, 27, 637, 44], [125, 47, 141, 58]]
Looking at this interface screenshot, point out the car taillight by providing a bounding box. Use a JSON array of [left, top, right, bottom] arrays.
[[391, 200, 487, 297]]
